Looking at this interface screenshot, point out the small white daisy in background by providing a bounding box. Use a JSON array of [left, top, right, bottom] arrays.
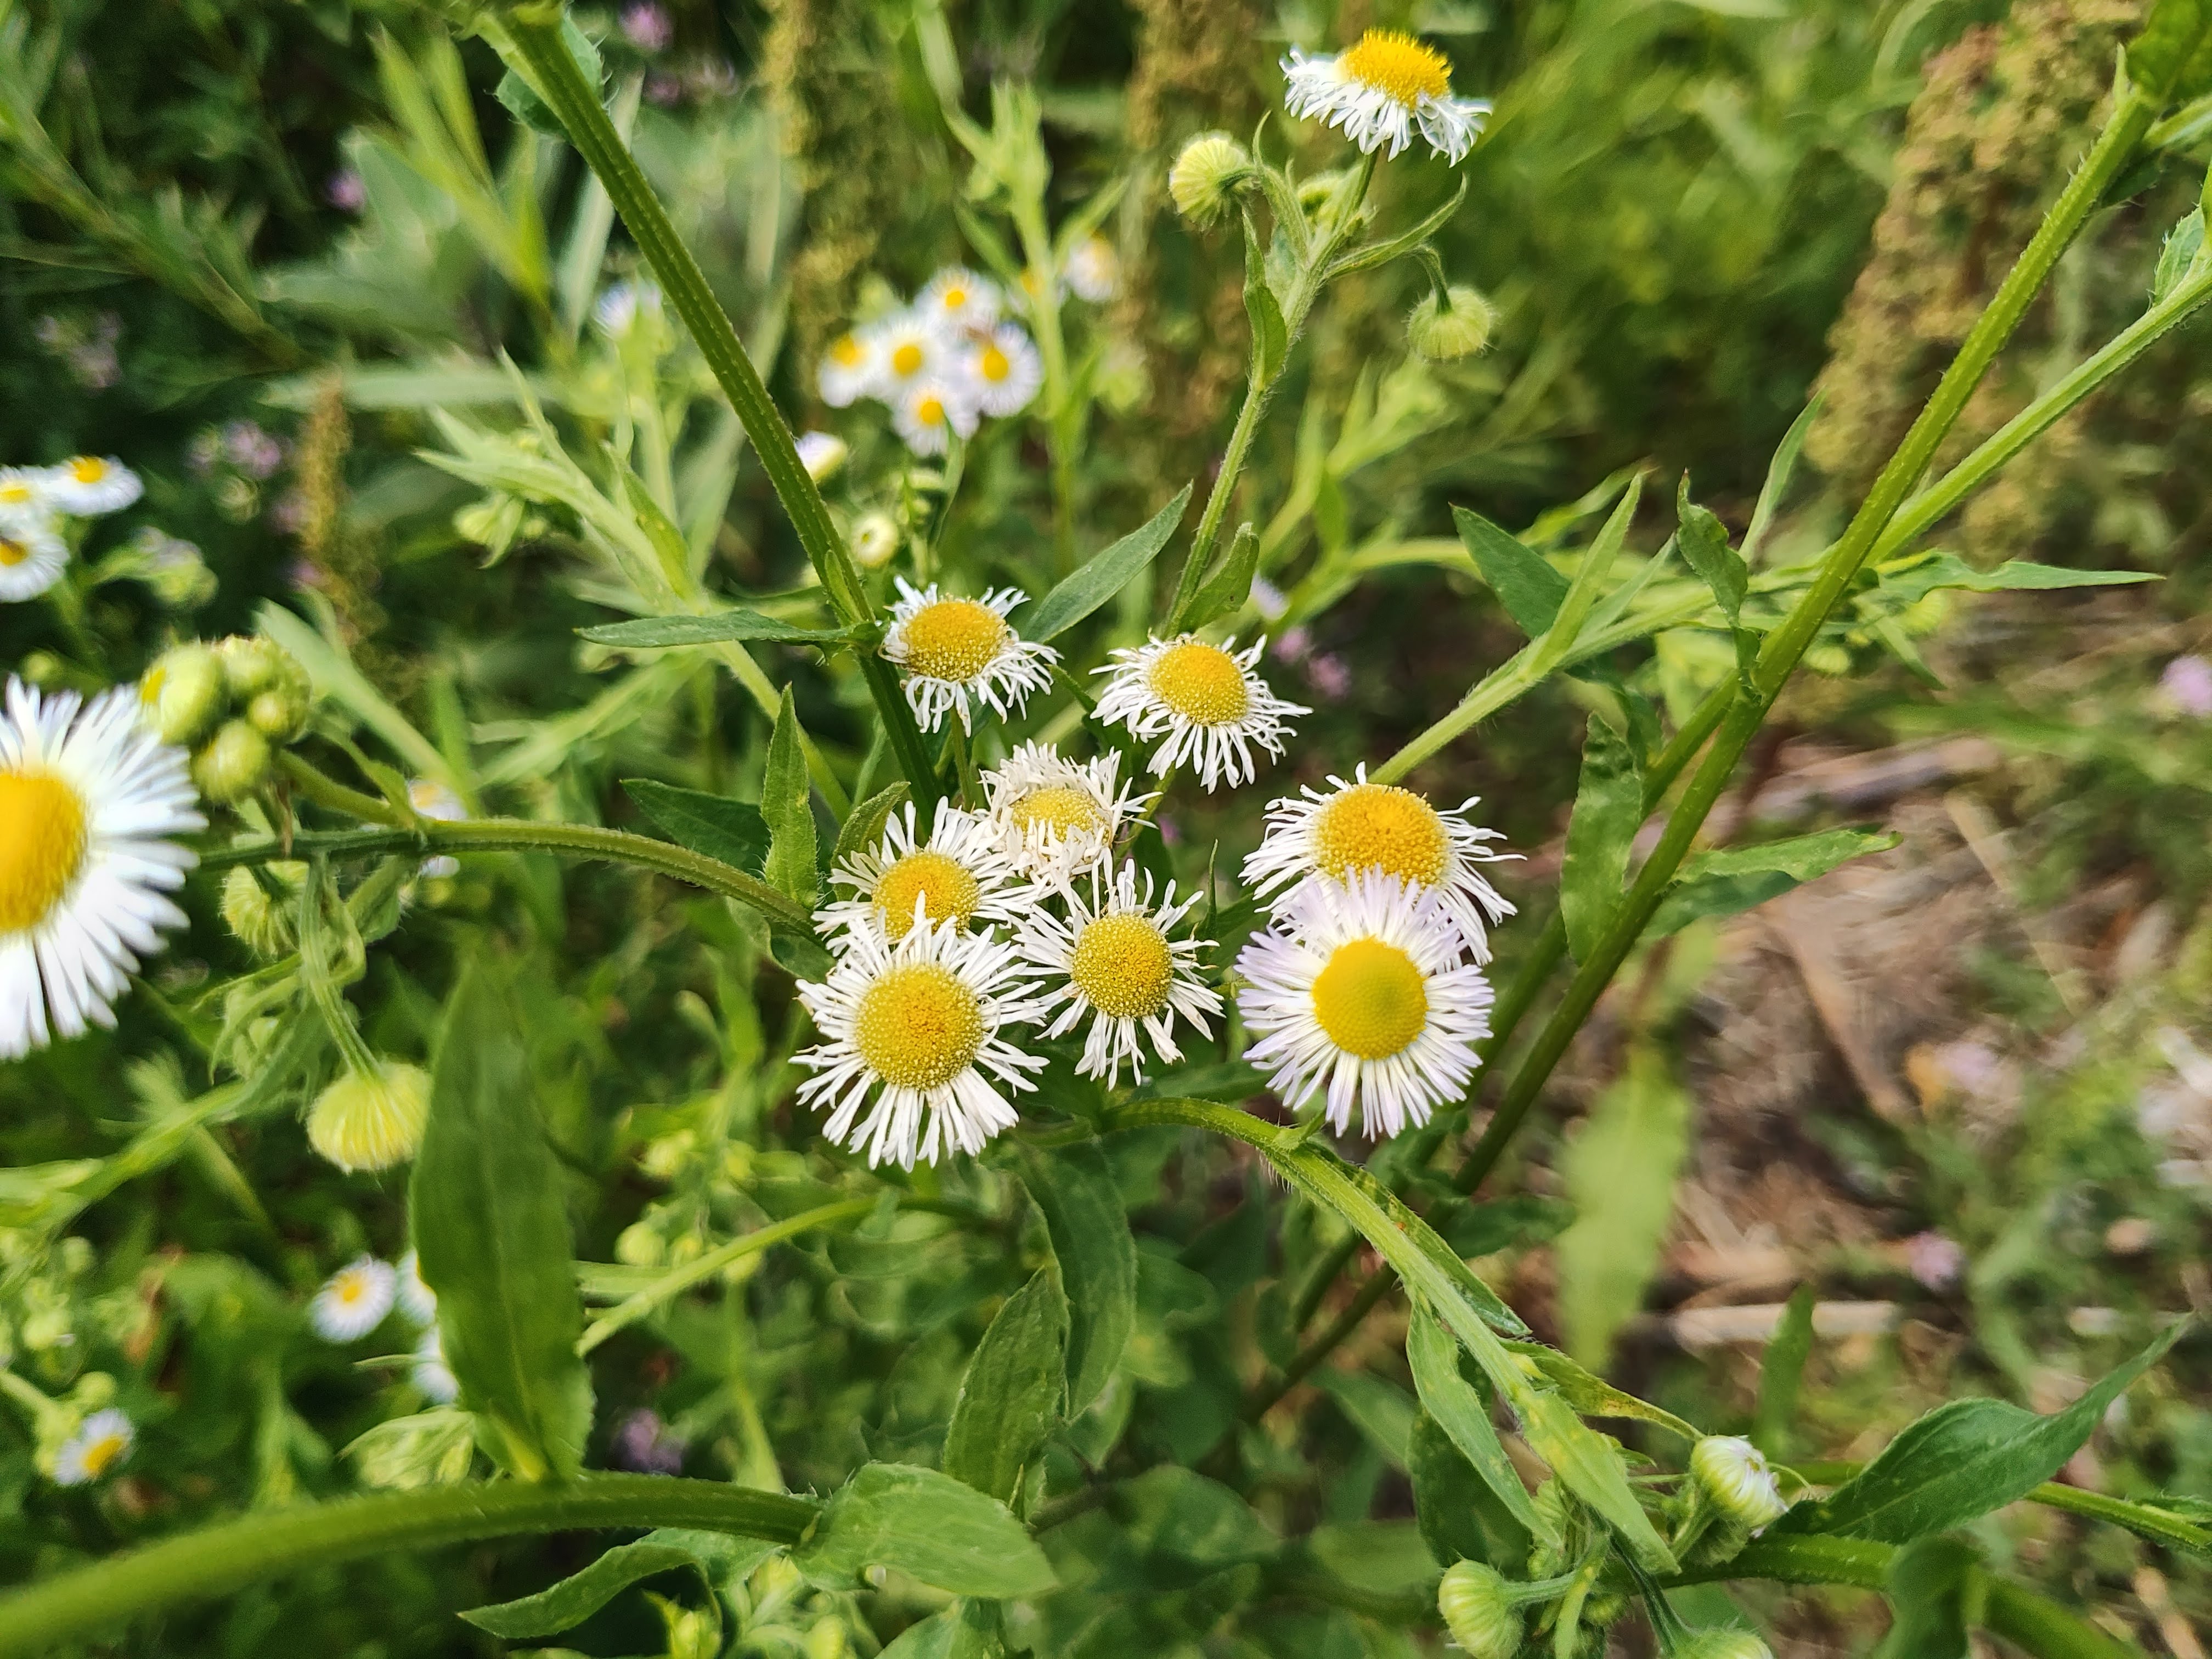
[[408, 777, 466, 879], [52, 1408, 134, 1486], [309, 1255, 398, 1342], [1092, 633, 1308, 792], [1282, 29, 1491, 162], [42, 456, 142, 516], [960, 323, 1044, 419], [881, 579, 1058, 732], [851, 509, 900, 568], [893, 377, 980, 458], [592, 279, 662, 338], [0, 467, 53, 515], [0, 678, 204, 1060], [1243, 765, 1515, 958], [1015, 263, 1060, 313], [816, 800, 1034, 946], [876, 317, 951, 400], [915, 266, 1000, 334], [1236, 870, 1493, 1138], [794, 913, 1046, 1168], [0, 509, 68, 603], [1014, 860, 1221, 1086], [795, 430, 849, 482], [412, 1326, 459, 1403], [980, 741, 1153, 880], [1064, 235, 1121, 304], [817, 325, 885, 408], [395, 1249, 437, 1325]]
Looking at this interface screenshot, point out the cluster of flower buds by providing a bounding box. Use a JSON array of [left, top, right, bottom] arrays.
[[141, 635, 313, 805]]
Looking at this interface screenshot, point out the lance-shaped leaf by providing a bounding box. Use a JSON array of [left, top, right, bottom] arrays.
[[581, 610, 861, 649], [1645, 827, 1898, 940], [1407, 1306, 1553, 1548], [1754, 1284, 1818, 1458], [462, 1531, 775, 1638], [624, 778, 770, 873], [411, 963, 592, 1482], [2128, 0, 2212, 103], [761, 686, 817, 906], [1560, 713, 1643, 964], [1675, 476, 1747, 625], [1528, 473, 1643, 678], [1555, 1045, 1691, 1368], [1743, 397, 1820, 565], [1020, 483, 1193, 644], [793, 1464, 1056, 1599], [1176, 520, 1261, 634], [1453, 507, 1568, 637], [1018, 1143, 1135, 1413], [1324, 176, 1469, 280], [943, 1271, 1068, 1504], [1871, 551, 2158, 608], [830, 782, 910, 872], [1242, 208, 1288, 379], [1411, 1409, 1532, 1568]]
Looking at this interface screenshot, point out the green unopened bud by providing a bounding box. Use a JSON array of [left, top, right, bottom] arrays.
[[306, 1061, 431, 1173], [850, 510, 900, 569], [1168, 132, 1252, 227], [217, 635, 292, 700], [455, 494, 529, 560], [1407, 285, 1497, 362], [1437, 1562, 1522, 1659], [219, 862, 306, 958], [191, 719, 274, 805], [245, 683, 309, 743], [1689, 1435, 1788, 1530], [803, 1617, 849, 1659], [144, 643, 227, 747], [1678, 1633, 1774, 1659]]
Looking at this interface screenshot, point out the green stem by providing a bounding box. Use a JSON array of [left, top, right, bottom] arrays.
[[198, 820, 814, 933], [278, 752, 405, 827], [0, 1475, 816, 1659]]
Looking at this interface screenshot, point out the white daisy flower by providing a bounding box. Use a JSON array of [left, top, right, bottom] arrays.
[[1281, 30, 1491, 162], [412, 1325, 459, 1403], [1235, 870, 1493, 1138], [0, 508, 68, 603], [818, 325, 886, 408], [915, 267, 1001, 334], [1092, 633, 1308, 792], [0, 678, 204, 1060], [892, 377, 980, 457], [980, 741, 1153, 880], [0, 467, 54, 515], [1064, 235, 1120, 303], [42, 456, 143, 516], [409, 776, 466, 879], [816, 800, 1035, 947], [876, 316, 952, 400], [1014, 860, 1221, 1086], [53, 1408, 134, 1486], [795, 430, 849, 482], [396, 1249, 437, 1325], [592, 279, 662, 338], [793, 913, 1047, 1168], [309, 1255, 398, 1342], [881, 579, 1058, 733], [1242, 765, 1515, 959], [960, 323, 1044, 419]]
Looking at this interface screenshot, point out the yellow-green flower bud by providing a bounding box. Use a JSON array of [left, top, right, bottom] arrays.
[[306, 1061, 431, 1173], [1678, 1633, 1773, 1659], [191, 719, 274, 805], [1168, 132, 1252, 227], [245, 683, 309, 743], [1437, 1562, 1521, 1659], [144, 643, 227, 748], [1407, 285, 1498, 362], [803, 1617, 849, 1659], [217, 635, 292, 699], [850, 510, 900, 569], [219, 862, 306, 959], [1689, 1435, 1787, 1530]]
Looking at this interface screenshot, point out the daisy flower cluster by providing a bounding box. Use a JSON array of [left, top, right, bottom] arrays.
[[0, 456, 142, 604], [309, 1249, 455, 1402], [815, 267, 1046, 456]]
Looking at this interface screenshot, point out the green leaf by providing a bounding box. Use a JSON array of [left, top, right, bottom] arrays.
[[880, 1605, 1001, 1659], [1453, 507, 1568, 637], [1119, 1465, 1277, 1564], [1423, 1190, 1576, 1260], [1410, 1409, 1531, 1568], [1020, 484, 1192, 643], [1018, 1143, 1136, 1414], [1178, 520, 1262, 634], [1873, 1537, 1978, 1659], [580, 610, 859, 649], [2154, 208, 2206, 306], [792, 1464, 1056, 1599], [411, 963, 593, 1482], [1743, 398, 1820, 565], [1323, 176, 1468, 280], [1311, 1368, 1418, 1471], [830, 782, 910, 874], [623, 779, 770, 873], [1530, 473, 1643, 677], [1560, 714, 1643, 963], [1777, 1322, 2187, 1543], [1242, 209, 1288, 379], [943, 1271, 1068, 1504], [1646, 827, 1898, 939], [495, 15, 602, 138], [1874, 550, 2158, 608], [462, 1532, 769, 1638], [1555, 1045, 1691, 1370], [1502, 1341, 1700, 1442], [1407, 1306, 1554, 1548], [1755, 1284, 1818, 1458], [2128, 0, 2212, 102], [761, 687, 817, 906], [1675, 476, 1747, 625]]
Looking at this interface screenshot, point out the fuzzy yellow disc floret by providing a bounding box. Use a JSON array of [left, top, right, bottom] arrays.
[[1340, 29, 1452, 107], [1009, 784, 1107, 840], [872, 851, 983, 938], [0, 770, 88, 934], [1069, 912, 1176, 1020], [1313, 783, 1449, 887], [852, 963, 986, 1090], [1147, 640, 1251, 725], [901, 599, 1011, 682], [1310, 936, 1428, 1059]]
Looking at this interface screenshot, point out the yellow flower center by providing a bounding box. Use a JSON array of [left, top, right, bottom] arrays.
[[1069, 911, 1175, 1020], [0, 481, 32, 506], [916, 394, 947, 428], [336, 1274, 370, 1305], [891, 341, 926, 377], [941, 285, 968, 310], [831, 333, 865, 366], [1311, 937, 1428, 1060], [901, 598, 1009, 682], [1009, 783, 1106, 841], [0, 535, 29, 568], [873, 850, 981, 938], [78, 1433, 128, 1479], [1340, 29, 1452, 108], [1313, 783, 1449, 887], [853, 962, 985, 1091], [1147, 640, 1250, 725], [980, 344, 1012, 383], [139, 664, 166, 706], [0, 770, 89, 934]]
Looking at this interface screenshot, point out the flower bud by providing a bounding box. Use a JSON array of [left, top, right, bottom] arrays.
[[144, 643, 228, 748], [1407, 285, 1497, 362], [795, 430, 848, 483], [245, 683, 309, 743], [307, 1061, 432, 1172], [1169, 132, 1252, 227], [217, 635, 294, 700], [191, 719, 274, 805], [1437, 1562, 1521, 1659], [1678, 1633, 1774, 1659], [220, 862, 306, 959], [1689, 1435, 1788, 1530], [850, 510, 900, 569]]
